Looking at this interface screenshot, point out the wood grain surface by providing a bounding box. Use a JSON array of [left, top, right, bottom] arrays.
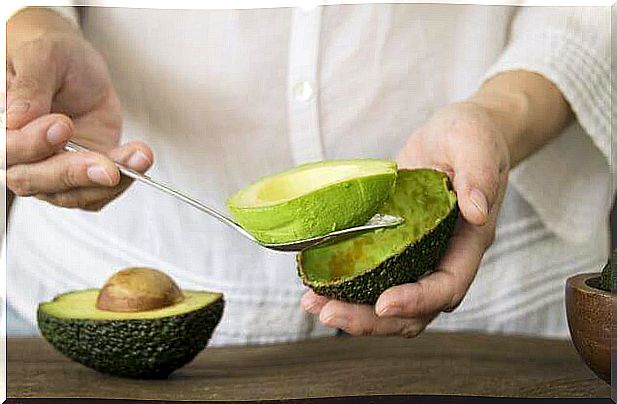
[[7, 332, 611, 401]]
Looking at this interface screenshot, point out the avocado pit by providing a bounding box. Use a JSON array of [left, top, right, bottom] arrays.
[[96, 267, 185, 312]]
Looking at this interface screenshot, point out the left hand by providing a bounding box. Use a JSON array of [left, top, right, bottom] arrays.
[[5, 9, 154, 211], [301, 101, 510, 337]]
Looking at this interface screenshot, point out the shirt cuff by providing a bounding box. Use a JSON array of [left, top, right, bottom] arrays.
[[482, 30, 613, 244]]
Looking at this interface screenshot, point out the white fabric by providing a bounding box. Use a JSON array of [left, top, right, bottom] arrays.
[[45, 6, 79, 26], [6, 4, 613, 344], [482, 7, 614, 244]]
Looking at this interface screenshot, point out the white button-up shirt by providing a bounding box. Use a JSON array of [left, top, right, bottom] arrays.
[[6, 3, 613, 345]]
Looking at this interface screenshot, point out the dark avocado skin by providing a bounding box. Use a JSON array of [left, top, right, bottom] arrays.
[[599, 249, 615, 293], [37, 297, 224, 379], [298, 206, 458, 305]]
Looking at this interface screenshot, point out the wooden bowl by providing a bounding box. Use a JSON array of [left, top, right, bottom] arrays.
[[565, 273, 615, 383]]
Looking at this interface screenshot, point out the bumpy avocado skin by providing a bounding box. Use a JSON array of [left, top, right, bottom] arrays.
[[298, 207, 458, 304], [37, 297, 224, 379], [599, 249, 615, 293]]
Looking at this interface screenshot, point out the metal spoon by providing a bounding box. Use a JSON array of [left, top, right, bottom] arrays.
[[64, 140, 404, 252]]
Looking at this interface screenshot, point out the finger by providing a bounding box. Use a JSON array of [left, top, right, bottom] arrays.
[[319, 300, 426, 337], [7, 41, 58, 129], [450, 147, 506, 226], [107, 141, 154, 172], [34, 142, 154, 210], [6, 114, 73, 166], [36, 187, 122, 211], [36, 176, 131, 212], [7, 151, 120, 196], [375, 219, 491, 318], [301, 290, 330, 315], [451, 166, 498, 226]]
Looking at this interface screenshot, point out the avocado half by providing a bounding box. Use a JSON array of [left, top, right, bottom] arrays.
[[37, 268, 224, 379], [227, 159, 397, 244], [298, 169, 458, 304]]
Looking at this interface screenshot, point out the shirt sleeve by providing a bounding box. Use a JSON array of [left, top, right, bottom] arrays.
[[482, 6, 614, 245]]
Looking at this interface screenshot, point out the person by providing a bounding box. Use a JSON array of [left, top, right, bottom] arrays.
[[5, 3, 613, 345]]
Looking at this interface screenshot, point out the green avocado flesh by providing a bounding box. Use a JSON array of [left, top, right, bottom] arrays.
[[37, 290, 224, 379], [298, 169, 458, 304], [227, 159, 397, 244]]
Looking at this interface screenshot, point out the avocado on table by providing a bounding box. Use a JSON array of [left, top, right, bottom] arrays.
[[298, 169, 458, 304], [227, 159, 398, 244], [37, 268, 224, 379]]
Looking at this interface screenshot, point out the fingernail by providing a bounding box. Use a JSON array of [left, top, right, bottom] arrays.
[[324, 316, 348, 329], [127, 150, 152, 170], [376, 304, 401, 317], [8, 100, 30, 115], [301, 295, 323, 314], [46, 122, 70, 146], [301, 294, 316, 310], [304, 303, 319, 314], [469, 188, 488, 218], [87, 165, 114, 186]]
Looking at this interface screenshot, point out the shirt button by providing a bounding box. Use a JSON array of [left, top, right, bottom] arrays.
[[293, 81, 314, 102]]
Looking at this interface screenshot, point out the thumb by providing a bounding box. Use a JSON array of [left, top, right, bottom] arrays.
[[7, 42, 58, 129], [452, 163, 501, 226]]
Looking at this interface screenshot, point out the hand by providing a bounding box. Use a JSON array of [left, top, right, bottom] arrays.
[[301, 101, 510, 337], [5, 11, 153, 211]]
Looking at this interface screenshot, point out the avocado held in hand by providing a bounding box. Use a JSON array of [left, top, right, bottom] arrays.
[[37, 268, 224, 379], [227, 159, 398, 244], [298, 169, 458, 304]]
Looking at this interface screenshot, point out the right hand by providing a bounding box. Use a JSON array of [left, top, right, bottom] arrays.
[[5, 26, 153, 211]]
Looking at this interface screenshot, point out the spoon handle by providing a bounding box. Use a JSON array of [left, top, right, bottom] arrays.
[[63, 141, 251, 238]]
